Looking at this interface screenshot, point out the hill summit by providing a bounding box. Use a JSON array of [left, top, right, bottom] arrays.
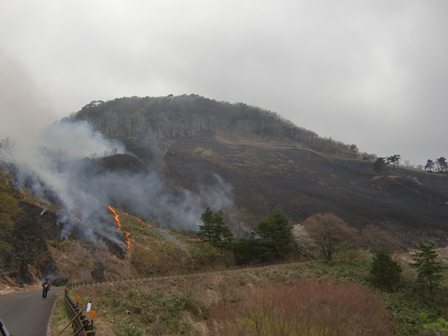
[[72, 94, 360, 158]]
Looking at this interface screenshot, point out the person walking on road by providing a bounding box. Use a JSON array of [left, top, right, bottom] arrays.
[[42, 279, 50, 300]]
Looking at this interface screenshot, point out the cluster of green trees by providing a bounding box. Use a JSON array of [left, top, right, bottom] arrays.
[[199, 208, 446, 297], [370, 241, 445, 295], [425, 157, 447, 173], [198, 208, 294, 265], [199, 209, 396, 266], [198, 208, 233, 248], [373, 154, 401, 173]]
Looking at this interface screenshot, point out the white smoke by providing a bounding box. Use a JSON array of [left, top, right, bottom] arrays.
[[1, 119, 234, 243], [0, 50, 56, 140]]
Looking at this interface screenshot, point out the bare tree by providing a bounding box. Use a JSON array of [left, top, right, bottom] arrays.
[[302, 213, 358, 263]]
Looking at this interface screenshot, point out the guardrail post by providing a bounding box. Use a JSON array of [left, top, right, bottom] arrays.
[[62, 288, 96, 336]]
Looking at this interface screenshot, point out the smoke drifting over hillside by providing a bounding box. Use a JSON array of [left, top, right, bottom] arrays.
[[2, 119, 234, 244], [0, 50, 56, 139]]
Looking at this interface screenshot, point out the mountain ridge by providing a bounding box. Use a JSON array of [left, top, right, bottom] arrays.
[[70, 94, 448, 243], [71, 94, 362, 159]]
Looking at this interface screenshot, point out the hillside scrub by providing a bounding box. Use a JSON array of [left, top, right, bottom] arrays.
[[68, 262, 357, 334], [209, 280, 395, 336], [68, 260, 379, 335], [69, 251, 448, 336]]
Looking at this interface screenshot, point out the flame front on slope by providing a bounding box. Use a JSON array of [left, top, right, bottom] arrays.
[[107, 205, 132, 250]]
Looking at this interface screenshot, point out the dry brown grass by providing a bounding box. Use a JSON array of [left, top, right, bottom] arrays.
[[49, 239, 134, 282], [48, 292, 70, 336], [69, 260, 393, 335], [46, 209, 230, 284], [209, 280, 395, 336]]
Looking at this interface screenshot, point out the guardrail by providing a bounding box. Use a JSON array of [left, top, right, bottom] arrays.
[[60, 288, 95, 336]]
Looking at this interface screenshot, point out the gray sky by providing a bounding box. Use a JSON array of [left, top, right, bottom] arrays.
[[1, 0, 447, 164]]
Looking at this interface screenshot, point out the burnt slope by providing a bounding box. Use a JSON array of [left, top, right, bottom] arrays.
[[163, 137, 448, 243], [71, 95, 448, 243], [5, 202, 60, 284]]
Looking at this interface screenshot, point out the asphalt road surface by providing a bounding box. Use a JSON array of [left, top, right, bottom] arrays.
[[0, 287, 63, 336]]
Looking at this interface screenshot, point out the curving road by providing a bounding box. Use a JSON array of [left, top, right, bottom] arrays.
[[0, 287, 63, 336]]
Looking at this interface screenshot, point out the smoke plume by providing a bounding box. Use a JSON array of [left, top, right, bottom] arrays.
[[1, 118, 234, 244], [0, 49, 55, 139]]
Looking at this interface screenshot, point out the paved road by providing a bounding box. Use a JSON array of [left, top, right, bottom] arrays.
[[0, 287, 63, 336]]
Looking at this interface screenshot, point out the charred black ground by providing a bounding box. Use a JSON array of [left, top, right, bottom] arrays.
[[71, 95, 448, 244]]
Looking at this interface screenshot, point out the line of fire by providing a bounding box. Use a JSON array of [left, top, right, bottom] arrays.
[[107, 205, 132, 250]]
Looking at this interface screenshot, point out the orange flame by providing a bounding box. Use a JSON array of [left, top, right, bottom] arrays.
[[107, 205, 131, 250], [107, 205, 121, 230], [124, 232, 131, 250]]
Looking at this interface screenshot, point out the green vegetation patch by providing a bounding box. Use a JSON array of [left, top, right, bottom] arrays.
[[48, 292, 71, 336]]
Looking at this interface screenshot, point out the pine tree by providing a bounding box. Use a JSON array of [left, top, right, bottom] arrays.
[[370, 251, 402, 291], [257, 208, 293, 258], [198, 208, 233, 248], [413, 241, 444, 294]]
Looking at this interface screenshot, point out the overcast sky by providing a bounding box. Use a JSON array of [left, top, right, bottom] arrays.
[[1, 0, 447, 164]]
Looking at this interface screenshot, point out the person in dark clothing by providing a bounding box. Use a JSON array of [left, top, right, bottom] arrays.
[[42, 279, 50, 299]]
